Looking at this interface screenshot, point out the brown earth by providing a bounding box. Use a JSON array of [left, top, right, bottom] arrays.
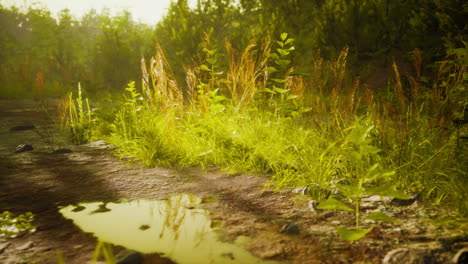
[[0, 99, 466, 264]]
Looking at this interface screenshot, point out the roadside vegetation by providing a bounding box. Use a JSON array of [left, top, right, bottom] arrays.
[[1, 0, 466, 229]]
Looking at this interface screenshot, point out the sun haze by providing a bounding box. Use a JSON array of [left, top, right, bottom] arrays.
[[1, 0, 191, 24]]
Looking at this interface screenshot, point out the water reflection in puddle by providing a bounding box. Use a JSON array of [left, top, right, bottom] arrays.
[[60, 194, 279, 264]]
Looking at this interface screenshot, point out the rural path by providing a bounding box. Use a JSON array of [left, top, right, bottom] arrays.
[[0, 99, 466, 264]]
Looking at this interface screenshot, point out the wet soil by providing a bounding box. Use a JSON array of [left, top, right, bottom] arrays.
[[0, 99, 466, 264]]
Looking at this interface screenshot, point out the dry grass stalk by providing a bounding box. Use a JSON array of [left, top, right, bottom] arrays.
[[142, 44, 183, 111], [226, 39, 269, 112], [392, 61, 407, 111]]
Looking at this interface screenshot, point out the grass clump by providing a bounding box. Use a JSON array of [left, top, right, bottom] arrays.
[[72, 33, 467, 218]]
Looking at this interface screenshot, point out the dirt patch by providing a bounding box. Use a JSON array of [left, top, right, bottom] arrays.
[[0, 99, 466, 264]]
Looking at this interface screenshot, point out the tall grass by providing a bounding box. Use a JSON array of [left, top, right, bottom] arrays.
[[82, 35, 466, 215], [59, 83, 94, 144]]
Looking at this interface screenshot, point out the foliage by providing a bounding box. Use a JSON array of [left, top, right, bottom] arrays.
[[317, 123, 409, 241], [60, 83, 94, 144], [0, 211, 36, 238], [78, 34, 467, 217]]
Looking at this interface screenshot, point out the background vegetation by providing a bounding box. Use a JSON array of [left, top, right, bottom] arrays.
[[1, 0, 466, 216]]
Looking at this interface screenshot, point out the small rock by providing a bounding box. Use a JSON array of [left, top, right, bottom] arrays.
[[362, 195, 383, 202], [10, 124, 35, 131], [0, 242, 11, 254], [331, 220, 341, 225], [382, 248, 425, 264], [53, 148, 73, 154], [360, 202, 380, 210], [391, 193, 419, 206], [139, 225, 150, 231], [292, 186, 309, 195], [280, 223, 300, 235], [16, 241, 34, 251], [15, 144, 33, 153], [452, 247, 468, 264], [85, 140, 111, 149], [308, 200, 319, 212], [115, 249, 144, 264]]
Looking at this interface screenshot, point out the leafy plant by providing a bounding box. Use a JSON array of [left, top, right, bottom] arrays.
[[62, 83, 94, 144], [196, 34, 228, 114], [262, 33, 297, 109], [317, 123, 410, 241], [0, 211, 36, 238]]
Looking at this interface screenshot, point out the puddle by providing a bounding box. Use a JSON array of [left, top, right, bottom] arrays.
[[59, 194, 279, 264]]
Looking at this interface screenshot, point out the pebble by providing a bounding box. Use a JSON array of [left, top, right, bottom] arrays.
[[390, 193, 419, 206], [15, 144, 33, 153], [0, 242, 11, 253], [292, 186, 309, 195], [308, 200, 319, 212], [382, 248, 425, 264], [16, 241, 34, 251], [280, 223, 300, 235]]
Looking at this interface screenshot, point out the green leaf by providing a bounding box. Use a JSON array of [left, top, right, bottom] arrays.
[[273, 87, 290, 94], [336, 183, 365, 199], [207, 48, 218, 56], [269, 53, 280, 60], [336, 227, 373, 241], [280, 32, 288, 41], [316, 197, 354, 212], [367, 183, 411, 200], [285, 38, 295, 45], [366, 212, 400, 223], [262, 88, 277, 94], [199, 65, 210, 71], [365, 166, 395, 181], [274, 59, 291, 67], [276, 41, 284, 48], [206, 57, 218, 65], [272, 78, 287, 83], [266, 66, 278, 73], [286, 94, 298, 100], [363, 163, 383, 180], [288, 70, 310, 76], [277, 48, 290, 56], [213, 95, 227, 103], [359, 144, 381, 155], [347, 125, 374, 146]]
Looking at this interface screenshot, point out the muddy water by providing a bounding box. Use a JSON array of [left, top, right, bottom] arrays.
[[60, 194, 280, 264]]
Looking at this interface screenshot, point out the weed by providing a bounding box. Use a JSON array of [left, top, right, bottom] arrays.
[[317, 122, 410, 241], [60, 83, 94, 144], [77, 33, 467, 216]]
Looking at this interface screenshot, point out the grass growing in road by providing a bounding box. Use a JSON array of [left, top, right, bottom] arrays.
[[68, 34, 467, 217]]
